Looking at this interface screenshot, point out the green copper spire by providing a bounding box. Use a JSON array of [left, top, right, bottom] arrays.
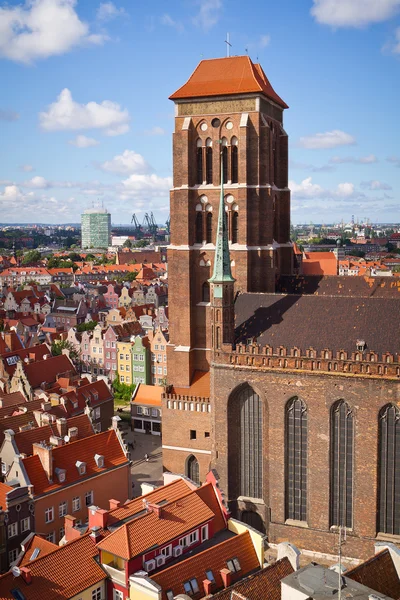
[[209, 151, 235, 284]]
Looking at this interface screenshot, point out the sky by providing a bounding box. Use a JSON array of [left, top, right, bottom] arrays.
[[0, 0, 399, 226]]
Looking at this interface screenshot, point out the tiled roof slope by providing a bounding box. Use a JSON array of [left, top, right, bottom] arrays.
[[346, 549, 400, 599], [277, 274, 400, 297], [97, 489, 215, 560], [211, 557, 294, 600], [23, 429, 127, 496], [23, 354, 76, 388], [235, 293, 400, 355], [0, 482, 14, 509], [0, 344, 49, 376], [0, 534, 105, 600], [152, 531, 260, 600], [132, 384, 163, 407], [0, 391, 27, 408], [171, 370, 210, 398], [19, 535, 58, 566], [169, 56, 288, 108], [195, 483, 226, 533], [0, 413, 38, 437]]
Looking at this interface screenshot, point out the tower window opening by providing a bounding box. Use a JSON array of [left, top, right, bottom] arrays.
[[232, 211, 239, 244], [222, 146, 228, 184], [206, 147, 213, 184], [231, 145, 238, 183], [195, 212, 203, 244], [206, 212, 213, 244], [196, 146, 203, 184]]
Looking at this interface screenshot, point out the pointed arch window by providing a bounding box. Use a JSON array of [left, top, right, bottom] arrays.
[[238, 386, 263, 498], [187, 455, 200, 485], [202, 282, 210, 303], [195, 211, 203, 244], [330, 401, 354, 528], [378, 404, 400, 535], [206, 140, 213, 184], [222, 138, 228, 184], [285, 397, 308, 522], [196, 140, 203, 185], [206, 212, 213, 244], [232, 211, 239, 244], [231, 137, 238, 184]]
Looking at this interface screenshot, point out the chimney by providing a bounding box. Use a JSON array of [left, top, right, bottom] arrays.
[[40, 401, 51, 411], [111, 415, 121, 430], [33, 442, 53, 481], [220, 568, 232, 589], [56, 418, 68, 438], [203, 579, 214, 596], [88, 506, 109, 529], [90, 526, 102, 542], [49, 435, 63, 447], [4, 429, 15, 442], [20, 567, 32, 585], [68, 427, 78, 441], [64, 515, 81, 543], [109, 499, 120, 510], [146, 502, 163, 518]]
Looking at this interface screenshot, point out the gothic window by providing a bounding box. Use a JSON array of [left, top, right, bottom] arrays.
[[232, 211, 239, 244], [231, 137, 238, 183], [236, 386, 263, 498], [187, 455, 200, 485], [330, 401, 354, 528], [378, 404, 400, 535], [285, 397, 308, 522], [202, 282, 210, 303], [206, 143, 213, 184], [195, 211, 203, 243], [206, 212, 213, 244], [196, 143, 203, 184]]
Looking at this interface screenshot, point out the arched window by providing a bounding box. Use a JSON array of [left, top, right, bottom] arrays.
[[330, 401, 354, 528], [237, 386, 263, 498], [378, 404, 400, 535], [206, 212, 212, 244], [285, 397, 308, 522], [195, 211, 203, 243], [202, 282, 210, 303], [231, 137, 238, 183], [222, 146, 228, 184], [232, 211, 239, 244], [187, 455, 200, 485], [196, 142, 203, 185], [206, 143, 213, 184]]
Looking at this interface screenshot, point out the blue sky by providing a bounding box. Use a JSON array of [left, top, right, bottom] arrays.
[[0, 0, 399, 225]]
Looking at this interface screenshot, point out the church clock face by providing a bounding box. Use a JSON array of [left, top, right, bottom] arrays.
[[214, 284, 223, 298]]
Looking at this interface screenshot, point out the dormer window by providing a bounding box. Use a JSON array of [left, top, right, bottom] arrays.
[[94, 454, 104, 468], [183, 579, 199, 596], [356, 340, 366, 352], [76, 461, 86, 475], [55, 468, 66, 483]]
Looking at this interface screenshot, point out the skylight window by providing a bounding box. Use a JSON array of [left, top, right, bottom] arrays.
[[206, 570, 215, 583], [183, 579, 199, 596], [227, 557, 241, 573], [75, 461, 86, 475]]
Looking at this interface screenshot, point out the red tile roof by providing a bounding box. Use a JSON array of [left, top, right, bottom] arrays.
[[19, 535, 58, 567], [194, 483, 226, 534], [0, 533, 106, 600], [97, 488, 215, 560], [60, 379, 112, 416], [170, 56, 288, 108], [152, 531, 260, 600], [23, 354, 76, 388], [302, 252, 338, 276], [0, 391, 27, 408], [0, 482, 14, 510], [23, 429, 128, 497], [132, 384, 163, 407], [346, 549, 400, 599], [171, 370, 210, 399]]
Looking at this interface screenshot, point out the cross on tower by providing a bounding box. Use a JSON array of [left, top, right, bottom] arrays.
[[225, 33, 232, 57]]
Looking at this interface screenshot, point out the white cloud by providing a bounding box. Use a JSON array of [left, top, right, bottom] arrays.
[[120, 173, 172, 201], [361, 180, 392, 190], [0, 0, 109, 64], [260, 34, 271, 48], [21, 164, 34, 172], [100, 150, 151, 175], [336, 182, 355, 196], [39, 88, 130, 136], [193, 0, 222, 31], [69, 134, 100, 148], [144, 126, 166, 136], [161, 13, 184, 33], [96, 2, 126, 21], [24, 176, 51, 188], [311, 0, 400, 28], [387, 156, 400, 167], [0, 109, 19, 121], [330, 154, 377, 164], [299, 130, 356, 149], [290, 177, 357, 199]]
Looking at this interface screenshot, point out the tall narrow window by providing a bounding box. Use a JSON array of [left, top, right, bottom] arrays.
[[378, 404, 400, 535], [232, 211, 239, 244], [238, 386, 263, 498], [202, 282, 210, 303], [285, 397, 308, 522], [196, 144, 203, 184], [195, 211, 203, 243], [222, 145, 228, 184], [187, 455, 200, 484], [206, 146, 213, 184], [231, 142, 238, 183], [330, 401, 353, 528], [206, 212, 212, 244]]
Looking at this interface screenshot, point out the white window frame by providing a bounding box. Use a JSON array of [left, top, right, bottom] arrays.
[[85, 490, 94, 506], [72, 496, 81, 512], [59, 501, 67, 518], [21, 517, 30, 533], [8, 522, 18, 538], [45, 506, 54, 523]]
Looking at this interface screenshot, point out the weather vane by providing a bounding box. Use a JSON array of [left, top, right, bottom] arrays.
[[225, 33, 232, 57]]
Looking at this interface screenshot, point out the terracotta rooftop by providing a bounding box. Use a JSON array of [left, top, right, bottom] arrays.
[[0, 533, 105, 600], [0, 482, 14, 510], [97, 488, 215, 560], [169, 56, 288, 109], [152, 531, 260, 599], [132, 384, 163, 407], [346, 549, 400, 599], [171, 370, 210, 399], [19, 535, 58, 567], [0, 344, 49, 376], [23, 354, 76, 389], [0, 391, 27, 408], [23, 429, 128, 497], [277, 274, 400, 297], [211, 556, 294, 600], [302, 252, 338, 276]]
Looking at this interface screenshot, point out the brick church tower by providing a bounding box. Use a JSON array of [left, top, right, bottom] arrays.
[[167, 56, 292, 388]]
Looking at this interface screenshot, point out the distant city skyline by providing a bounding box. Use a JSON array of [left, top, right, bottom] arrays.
[[1, 0, 400, 224]]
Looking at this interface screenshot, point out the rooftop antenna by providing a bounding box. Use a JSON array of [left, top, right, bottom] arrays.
[[245, 47, 248, 55], [225, 32, 232, 57]]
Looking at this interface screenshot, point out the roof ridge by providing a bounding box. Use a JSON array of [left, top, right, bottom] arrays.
[[346, 548, 389, 575]]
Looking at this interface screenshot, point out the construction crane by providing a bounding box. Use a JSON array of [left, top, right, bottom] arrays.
[[131, 213, 143, 239], [143, 212, 158, 239], [166, 215, 170, 235]]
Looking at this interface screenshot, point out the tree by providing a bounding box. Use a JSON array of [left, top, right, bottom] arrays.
[[123, 239, 132, 248], [134, 239, 149, 248], [112, 375, 136, 405], [51, 339, 80, 363], [76, 320, 97, 332], [21, 250, 41, 265]]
